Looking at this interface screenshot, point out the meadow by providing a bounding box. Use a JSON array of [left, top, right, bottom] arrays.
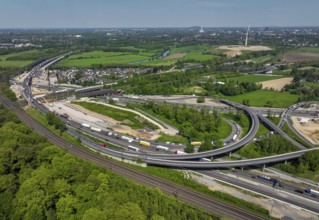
[[58, 50, 154, 67], [142, 45, 222, 66], [287, 47, 319, 54], [222, 90, 299, 108], [0, 50, 46, 67]]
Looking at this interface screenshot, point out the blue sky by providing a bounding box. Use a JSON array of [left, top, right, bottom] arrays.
[[0, 0, 318, 28]]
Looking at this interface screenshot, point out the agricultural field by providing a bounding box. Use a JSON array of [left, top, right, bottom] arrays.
[[58, 50, 154, 67], [217, 45, 272, 58], [222, 90, 299, 108], [170, 45, 212, 53], [57, 45, 224, 67], [225, 74, 284, 83], [284, 47, 319, 62], [140, 58, 177, 66], [142, 45, 222, 66], [260, 77, 293, 90], [0, 50, 46, 68]]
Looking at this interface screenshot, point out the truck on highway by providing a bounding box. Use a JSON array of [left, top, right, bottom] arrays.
[[305, 188, 319, 197], [91, 127, 102, 132], [191, 141, 202, 146], [199, 158, 211, 162], [232, 134, 238, 141], [128, 145, 139, 152], [100, 143, 107, 148], [174, 150, 188, 155], [122, 136, 134, 142], [156, 145, 169, 151], [81, 123, 90, 128], [139, 141, 150, 147]]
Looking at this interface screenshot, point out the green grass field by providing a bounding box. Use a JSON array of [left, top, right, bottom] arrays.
[[170, 45, 212, 53], [140, 58, 177, 66], [250, 55, 272, 63], [222, 90, 299, 108], [58, 50, 153, 67], [0, 50, 44, 67], [183, 52, 220, 61], [226, 74, 284, 83], [141, 45, 222, 66], [287, 47, 319, 54]]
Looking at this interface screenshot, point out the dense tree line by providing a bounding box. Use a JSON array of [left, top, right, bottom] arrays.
[[204, 79, 262, 96], [114, 68, 209, 95], [142, 102, 224, 150], [0, 84, 18, 101], [276, 150, 319, 176], [0, 105, 217, 220], [45, 112, 66, 133], [283, 68, 319, 101], [239, 134, 298, 158]]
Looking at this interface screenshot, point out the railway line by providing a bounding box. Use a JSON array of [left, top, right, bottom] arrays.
[[0, 92, 268, 220]]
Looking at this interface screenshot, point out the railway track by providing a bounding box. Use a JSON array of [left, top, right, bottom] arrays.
[[0, 93, 267, 220]]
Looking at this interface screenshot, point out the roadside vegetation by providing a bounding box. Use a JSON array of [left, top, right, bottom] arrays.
[[0, 83, 17, 102], [281, 123, 312, 148], [27, 108, 79, 145], [133, 165, 271, 218], [276, 150, 319, 182], [238, 134, 299, 158], [223, 111, 250, 136]]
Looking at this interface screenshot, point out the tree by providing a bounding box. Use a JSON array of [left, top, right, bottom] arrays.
[[113, 202, 145, 220], [184, 144, 194, 153], [242, 99, 250, 106], [301, 150, 319, 171], [197, 96, 205, 103]]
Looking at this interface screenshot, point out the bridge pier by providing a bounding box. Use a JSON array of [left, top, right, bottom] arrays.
[[262, 164, 266, 172], [241, 167, 244, 171], [229, 152, 232, 157], [285, 160, 287, 164]]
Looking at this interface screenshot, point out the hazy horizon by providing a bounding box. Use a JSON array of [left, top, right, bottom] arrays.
[[1, 0, 318, 28]]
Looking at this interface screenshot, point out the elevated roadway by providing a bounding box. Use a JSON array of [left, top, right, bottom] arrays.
[[0, 92, 267, 220]]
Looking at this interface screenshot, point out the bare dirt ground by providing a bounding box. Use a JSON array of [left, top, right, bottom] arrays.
[[260, 77, 293, 91], [218, 45, 272, 58], [47, 102, 159, 140], [291, 116, 319, 145], [10, 84, 23, 98], [52, 100, 178, 140], [284, 53, 319, 62], [191, 172, 319, 220], [164, 53, 186, 60], [31, 87, 48, 96], [84, 100, 178, 136]]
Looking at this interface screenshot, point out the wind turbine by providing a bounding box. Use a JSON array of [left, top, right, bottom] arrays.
[[245, 25, 250, 47]]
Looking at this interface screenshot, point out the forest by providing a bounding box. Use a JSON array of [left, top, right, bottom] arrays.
[[238, 134, 299, 158], [283, 68, 319, 101], [139, 102, 229, 151], [0, 104, 217, 220], [204, 79, 262, 96]]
